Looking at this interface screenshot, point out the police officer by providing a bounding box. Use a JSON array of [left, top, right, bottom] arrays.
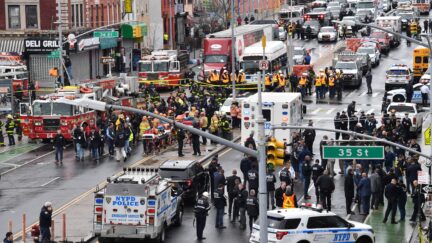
[[266, 166, 277, 209], [177, 128, 185, 157], [194, 192, 211, 240], [246, 189, 259, 232], [5, 114, 15, 146], [410, 180, 426, 222], [312, 159, 324, 203], [235, 183, 248, 230], [226, 169, 241, 217], [383, 178, 399, 224], [279, 162, 293, 186], [247, 164, 259, 192], [316, 170, 335, 211], [213, 184, 226, 229], [53, 129, 65, 164], [282, 185, 298, 208]]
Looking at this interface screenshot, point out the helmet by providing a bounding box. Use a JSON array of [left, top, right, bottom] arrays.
[[202, 192, 209, 198], [240, 69, 244, 73], [279, 70, 283, 74], [6, 114, 13, 119]]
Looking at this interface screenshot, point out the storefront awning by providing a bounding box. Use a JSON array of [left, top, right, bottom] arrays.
[[0, 39, 24, 54], [121, 23, 147, 39]]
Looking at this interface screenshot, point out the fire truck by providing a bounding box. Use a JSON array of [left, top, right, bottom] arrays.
[[19, 79, 117, 141], [138, 50, 189, 90], [411, 0, 430, 14], [93, 167, 183, 243], [0, 53, 29, 98]]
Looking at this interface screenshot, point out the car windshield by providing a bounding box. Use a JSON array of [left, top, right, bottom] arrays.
[[399, 12, 414, 19], [204, 55, 228, 63], [388, 105, 415, 113], [52, 102, 73, 116], [33, 102, 51, 116], [321, 27, 335, 32], [335, 62, 357, 69], [357, 48, 375, 54], [139, 62, 152, 72], [387, 69, 409, 75], [357, 2, 374, 8], [153, 61, 169, 72]]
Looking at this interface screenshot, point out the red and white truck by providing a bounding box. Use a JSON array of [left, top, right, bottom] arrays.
[[198, 24, 274, 81], [138, 50, 189, 90]]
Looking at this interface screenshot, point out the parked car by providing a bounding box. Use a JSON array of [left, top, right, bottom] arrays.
[[356, 45, 381, 67], [318, 26, 338, 42]]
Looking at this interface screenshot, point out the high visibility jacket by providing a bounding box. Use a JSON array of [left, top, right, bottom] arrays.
[[410, 22, 418, 34], [49, 68, 58, 77], [282, 193, 296, 208], [288, 25, 294, 33], [279, 76, 286, 86], [315, 77, 322, 87], [221, 73, 229, 84], [237, 73, 245, 83], [6, 120, 15, 134], [139, 121, 151, 136], [299, 77, 307, 86], [128, 127, 134, 142], [220, 120, 231, 132], [200, 116, 208, 128], [265, 76, 271, 86], [210, 72, 220, 82], [210, 117, 219, 133], [272, 74, 280, 84], [329, 77, 335, 87]]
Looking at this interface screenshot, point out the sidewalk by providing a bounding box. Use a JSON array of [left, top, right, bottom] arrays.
[[365, 199, 416, 243]]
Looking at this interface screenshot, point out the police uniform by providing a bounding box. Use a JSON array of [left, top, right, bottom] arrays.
[[312, 163, 324, 202], [279, 167, 292, 186], [194, 194, 211, 240], [246, 195, 259, 231], [247, 168, 259, 192]]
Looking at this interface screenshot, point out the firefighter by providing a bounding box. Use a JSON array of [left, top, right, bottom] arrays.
[[298, 73, 308, 98], [272, 72, 280, 90], [410, 20, 418, 38], [220, 115, 231, 140], [14, 114, 22, 142], [328, 74, 336, 98], [194, 192, 211, 240], [264, 73, 272, 91], [0, 119, 5, 146], [237, 69, 246, 83], [221, 70, 230, 84], [5, 114, 15, 146], [315, 73, 323, 99], [277, 73, 286, 92], [288, 22, 294, 37]]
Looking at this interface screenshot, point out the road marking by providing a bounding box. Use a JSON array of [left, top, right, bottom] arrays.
[[0, 150, 54, 176], [311, 108, 322, 115], [366, 109, 375, 114], [40, 177, 60, 187], [326, 108, 335, 115], [360, 91, 368, 97], [346, 91, 355, 97], [372, 92, 380, 97], [0, 162, 19, 167]]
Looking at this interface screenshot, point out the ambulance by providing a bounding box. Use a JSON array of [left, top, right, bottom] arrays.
[[241, 92, 305, 147], [93, 167, 184, 243]]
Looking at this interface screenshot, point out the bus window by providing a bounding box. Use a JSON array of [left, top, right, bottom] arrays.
[[415, 57, 422, 63], [423, 57, 429, 63], [263, 109, 271, 122]]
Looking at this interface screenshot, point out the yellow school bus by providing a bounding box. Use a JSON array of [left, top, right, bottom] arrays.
[[413, 47, 429, 82]]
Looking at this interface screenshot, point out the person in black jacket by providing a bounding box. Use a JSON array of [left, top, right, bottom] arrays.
[[192, 122, 201, 156], [383, 178, 398, 224], [89, 128, 101, 161], [235, 183, 248, 230], [266, 167, 277, 209], [213, 184, 227, 229], [302, 157, 313, 200], [410, 180, 426, 222], [312, 159, 324, 203], [177, 128, 185, 157], [39, 202, 52, 242], [303, 120, 316, 153], [53, 129, 65, 164], [247, 164, 259, 192], [194, 192, 211, 240], [275, 182, 287, 208], [246, 189, 259, 232], [208, 156, 220, 200], [74, 126, 86, 161], [316, 170, 335, 211], [226, 170, 241, 218], [114, 126, 126, 162], [240, 156, 252, 185], [279, 163, 293, 186], [344, 169, 355, 215]]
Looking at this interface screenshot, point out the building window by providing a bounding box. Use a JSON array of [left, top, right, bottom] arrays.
[[79, 4, 83, 27], [101, 4, 104, 25], [72, 4, 76, 27], [25, 5, 38, 28], [96, 4, 99, 27], [8, 5, 20, 29]]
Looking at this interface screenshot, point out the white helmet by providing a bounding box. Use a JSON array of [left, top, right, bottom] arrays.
[[202, 192, 209, 198]]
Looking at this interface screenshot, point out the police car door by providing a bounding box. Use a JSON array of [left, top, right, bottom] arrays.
[[305, 215, 353, 243]]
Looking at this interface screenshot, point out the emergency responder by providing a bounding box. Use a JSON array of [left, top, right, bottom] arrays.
[[5, 114, 15, 146], [328, 74, 335, 98], [0, 119, 5, 146], [279, 162, 293, 186], [39, 202, 53, 243], [214, 184, 227, 229], [312, 159, 324, 203], [315, 72, 323, 99], [246, 189, 259, 232], [316, 170, 335, 211], [282, 185, 298, 208], [304, 120, 316, 153], [288, 22, 294, 37], [345, 168, 355, 215], [106, 123, 115, 157], [410, 20, 418, 39], [277, 73, 286, 92], [266, 166, 277, 209], [192, 122, 201, 156], [247, 164, 259, 192], [383, 178, 399, 224], [14, 114, 22, 142], [298, 73, 308, 98], [209, 70, 219, 84], [177, 127, 185, 157], [302, 158, 313, 200], [226, 169, 241, 218], [272, 71, 281, 90], [335, 70, 343, 100], [237, 69, 245, 83], [199, 112, 208, 145], [53, 129, 65, 164], [221, 70, 229, 84], [264, 73, 272, 91], [235, 183, 249, 230], [194, 192, 211, 240], [410, 180, 426, 222], [220, 115, 231, 140]]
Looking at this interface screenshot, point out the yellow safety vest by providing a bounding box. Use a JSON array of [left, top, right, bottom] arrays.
[[265, 76, 271, 86], [279, 77, 286, 86], [211, 73, 219, 82], [410, 23, 417, 33], [329, 77, 335, 87], [282, 194, 296, 208], [299, 77, 307, 86], [315, 78, 322, 87], [237, 73, 245, 83], [139, 121, 150, 136], [222, 73, 229, 84]]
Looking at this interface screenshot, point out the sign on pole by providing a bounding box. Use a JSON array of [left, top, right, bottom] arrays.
[[259, 60, 269, 70], [48, 50, 60, 59], [322, 146, 384, 159], [100, 56, 115, 64], [93, 31, 119, 38], [418, 171, 430, 184]]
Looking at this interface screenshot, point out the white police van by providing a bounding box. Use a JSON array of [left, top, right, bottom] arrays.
[[250, 208, 375, 243]]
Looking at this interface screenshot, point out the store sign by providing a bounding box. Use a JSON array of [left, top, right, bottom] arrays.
[[24, 39, 59, 54], [100, 56, 115, 64], [78, 37, 100, 51]]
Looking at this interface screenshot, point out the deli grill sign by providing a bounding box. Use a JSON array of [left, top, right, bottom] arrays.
[[24, 39, 59, 54]]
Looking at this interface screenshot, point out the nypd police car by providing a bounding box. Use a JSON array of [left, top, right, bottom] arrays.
[[250, 208, 374, 243], [386, 82, 430, 104]]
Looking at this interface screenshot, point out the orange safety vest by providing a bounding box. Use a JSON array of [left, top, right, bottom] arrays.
[[315, 77, 322, 87], [237, 73, 245, 83], [282, 193, 296, 208], [329, 77, 335, 87], [279, 76, 286, 86], [299, 77, 307, 86], [222, 73, 229, 84], [211, 73, 219, 82], [265, 76, 271, 86]]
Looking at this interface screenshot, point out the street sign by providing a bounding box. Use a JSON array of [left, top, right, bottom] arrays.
[[93, 30, 119, 38], [259, 60, 269, 70], [100, 56, 115, 64], [322, 146, 384, 159], [48, 50, 60, 59], [425, 127, 430, 145], [422, 185, 432, 193], [418, 171, 430, 184]]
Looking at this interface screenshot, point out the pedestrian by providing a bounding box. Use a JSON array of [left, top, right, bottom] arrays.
[[192, 122, 201, 156], [213, 184, 227, 229], [0, 119, 5, 147], [397, 182, 407, 222], [236, 183, 248, 230], [247, 164, 259, 192], [3, 232, 13, 243], [344, 169, 355, 215], [123, 122, 133, 155], [246, 189, 259, 232], [177, 127, 185, 157], [302, 158, 313, 200], [406, 159, 422, 194], [406, 81, 414, 103], [75, 126, 86, 161], [303, 120, 316, 153], [89, 127, 101, 161], [410, 180, 426, 222], [421, 83, 429, 106], [334, 112, 341, 140], [199, 112, 208, 145], [279, 162, 293, 186], [424, 19, 429, 33], [5, 114, 15, 146], [266, 166, 277, 209], [316, 170, 335, 211], [240, 156, 252, 185], [106, 123, 115, 157], [208, 156, 220, 200], [319, 135, 328, 169], [339, 111, 349, 139], [370, 169, 382, 210], [429, 19, 432, 33], [366, 70, 373, 94], [347, 101, 356, 117], [194, 192, 211, 240], [312, 159, 324, 203], [30, 225, 40, 243], [275, 182, 287, 208], [226, 170, 241, 218], [383, 178, 398, 224], [357, 172, 372, 215], [39, 202, 52, 242], [53, 129, 65, 164]]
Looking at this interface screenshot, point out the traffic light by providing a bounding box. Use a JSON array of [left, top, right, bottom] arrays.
[[266, 137, 285, 167]]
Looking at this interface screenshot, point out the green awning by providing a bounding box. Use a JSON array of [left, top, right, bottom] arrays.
[[100, 37, 118, 49], [121, 23, 147, 39]]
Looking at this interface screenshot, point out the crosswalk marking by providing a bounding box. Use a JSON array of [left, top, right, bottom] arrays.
[[326, 108, 335, 114], [372, 92, 380, 97], [311, 108, 322, 114]]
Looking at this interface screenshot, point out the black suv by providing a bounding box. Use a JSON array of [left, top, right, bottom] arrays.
[[159, 160, 210, 204]]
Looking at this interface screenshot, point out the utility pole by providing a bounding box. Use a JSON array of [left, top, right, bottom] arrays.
[[231, 0, 236, 100], [169, 0, 174, 50], [58, 0, 64, 86], [257, 36, 268, 243]]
